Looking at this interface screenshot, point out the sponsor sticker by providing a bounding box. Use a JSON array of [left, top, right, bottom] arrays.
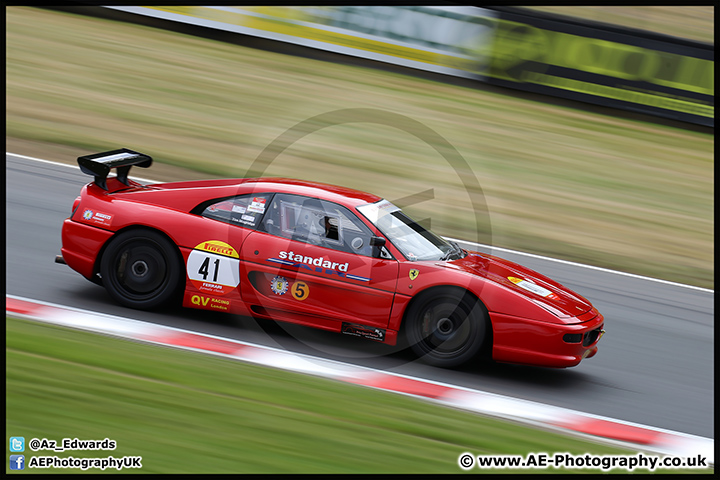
[[508, 276, 558, 299], [270, 276, 289, 295], [193, 240, 240, 258], [267, 251, 371, 282], [230, 216, 256, 227], [341, 322, 386, 342], [247, 197, 267, 214], [81, 210, 114, 227], [232, 205, 247, 214], [291, 281, 309, 301], [356, 199, 400, 223], [187, 241, 240, 295], [268, 252, 350, 272], [190, 294, 230, 311]]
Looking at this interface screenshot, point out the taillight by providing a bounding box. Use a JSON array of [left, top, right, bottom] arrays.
[[72, 196, 81, 215]]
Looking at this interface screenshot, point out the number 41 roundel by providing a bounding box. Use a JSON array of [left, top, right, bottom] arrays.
[[187, 240, 240, 295]]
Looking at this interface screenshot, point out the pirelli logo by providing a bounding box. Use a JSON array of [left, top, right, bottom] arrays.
[[195, 240, 239, 258]]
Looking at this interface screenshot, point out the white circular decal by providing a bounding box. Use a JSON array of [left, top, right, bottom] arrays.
[[187, 241, 240, 295]]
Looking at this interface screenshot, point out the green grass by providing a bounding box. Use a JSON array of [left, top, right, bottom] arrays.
[[5, 7, 713, 288], [8, 316, 712, 474]]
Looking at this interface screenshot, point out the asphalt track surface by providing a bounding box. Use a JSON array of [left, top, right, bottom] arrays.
[[6, 153, 714, 440]]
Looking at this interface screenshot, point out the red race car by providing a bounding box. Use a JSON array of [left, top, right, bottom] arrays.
[[57, 148, 605, 368]]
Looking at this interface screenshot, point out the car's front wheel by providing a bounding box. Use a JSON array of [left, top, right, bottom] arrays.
[[100, 229, 183, 309], [404, 288, 488, 368]]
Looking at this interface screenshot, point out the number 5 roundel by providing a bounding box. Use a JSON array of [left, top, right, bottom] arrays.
[[187, 240, 241, 295]]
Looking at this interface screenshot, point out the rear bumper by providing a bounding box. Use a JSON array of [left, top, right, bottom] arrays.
[[60, 219, 113, 280], [490, 310, 605, 368]]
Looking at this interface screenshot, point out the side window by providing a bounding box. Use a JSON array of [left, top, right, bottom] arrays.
[[200, 194, 271, 229], [261, 194, 375, 256]]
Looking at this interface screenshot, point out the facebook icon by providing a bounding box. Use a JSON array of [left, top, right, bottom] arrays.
[[10, 455, 25, 470]]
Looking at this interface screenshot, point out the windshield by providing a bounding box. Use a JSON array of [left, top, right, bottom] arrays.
[[357, 200, 464, 261]]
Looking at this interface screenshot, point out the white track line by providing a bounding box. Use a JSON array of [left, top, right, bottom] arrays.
[[7, 151, 713, 293], [447, 238, 713, 293], [7, 152, 161, 185]]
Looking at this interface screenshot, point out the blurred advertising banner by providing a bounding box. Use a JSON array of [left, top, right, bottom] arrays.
[[107, 6, 713, 126], [485, 7, 713, 127], [114, 6, 498, 79]]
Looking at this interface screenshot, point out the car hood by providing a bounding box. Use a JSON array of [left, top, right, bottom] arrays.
[[452, 251, 594, 318]]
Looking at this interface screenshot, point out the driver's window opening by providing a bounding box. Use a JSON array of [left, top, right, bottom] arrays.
[[323, 215, 339, 241], [269, 195, 378, 256], [279, 200, 342, 246]]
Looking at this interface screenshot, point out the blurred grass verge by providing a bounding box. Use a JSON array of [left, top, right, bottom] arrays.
[[10, 316, 711, 474], [5, 7, 713, 289]]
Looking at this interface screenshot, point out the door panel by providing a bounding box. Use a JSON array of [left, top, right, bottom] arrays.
[[240, 231, 398, 328]]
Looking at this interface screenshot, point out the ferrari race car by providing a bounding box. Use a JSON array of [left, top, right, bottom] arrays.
[[57, 149, 605, 368]]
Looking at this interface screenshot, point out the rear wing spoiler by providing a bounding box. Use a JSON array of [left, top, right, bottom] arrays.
[[77, 148, 152, 190]]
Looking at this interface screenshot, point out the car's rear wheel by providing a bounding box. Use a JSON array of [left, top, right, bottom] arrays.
[[404, 288, 488, 368], [100, 229, 182, 310]]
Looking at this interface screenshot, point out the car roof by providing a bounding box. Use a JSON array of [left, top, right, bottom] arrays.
[[112, 176, 384, 211], [241, 177, 383, 206]]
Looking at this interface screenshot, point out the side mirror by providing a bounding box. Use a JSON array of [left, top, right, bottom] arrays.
[[370, 236, 387, 259], [369, 236, 386, 247]]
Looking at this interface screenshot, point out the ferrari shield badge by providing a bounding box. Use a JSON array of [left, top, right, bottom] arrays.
[[271, 276, 289, 295]]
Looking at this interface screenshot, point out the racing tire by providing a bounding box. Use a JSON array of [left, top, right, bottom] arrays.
[[100, 229, 183, 310], [404, 288, 488, 368]]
